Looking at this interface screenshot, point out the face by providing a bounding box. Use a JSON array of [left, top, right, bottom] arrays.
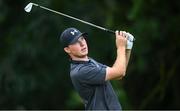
[[64, 36, 88, 59]]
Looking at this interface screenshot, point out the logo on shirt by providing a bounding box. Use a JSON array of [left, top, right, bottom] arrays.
[[70, 29, 78, 35]]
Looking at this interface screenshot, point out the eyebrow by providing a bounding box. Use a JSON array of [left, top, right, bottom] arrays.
[[78, 36, 84, 40]]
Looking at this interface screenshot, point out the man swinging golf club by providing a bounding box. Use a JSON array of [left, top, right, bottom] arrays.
[[24, 2, 135, 110], [60, 27, 134, 110]]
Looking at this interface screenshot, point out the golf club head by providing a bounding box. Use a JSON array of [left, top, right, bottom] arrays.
[[24, 3, 39, 13], [24, 3, 34, 12]]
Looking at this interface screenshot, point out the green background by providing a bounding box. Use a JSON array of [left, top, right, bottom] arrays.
[[0, 0, 180, 109]]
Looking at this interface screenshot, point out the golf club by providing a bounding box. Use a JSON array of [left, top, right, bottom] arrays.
[[24, 2, 135, 41]]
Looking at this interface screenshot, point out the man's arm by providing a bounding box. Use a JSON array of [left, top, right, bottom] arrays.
[[105, 31, 127, 81], [105, 31, 134, 81]]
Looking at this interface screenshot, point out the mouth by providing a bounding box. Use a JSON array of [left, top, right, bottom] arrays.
[[81, 47, 87, 52]]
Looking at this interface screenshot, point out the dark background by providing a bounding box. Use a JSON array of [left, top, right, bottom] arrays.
[[0, 0, 180, 110]]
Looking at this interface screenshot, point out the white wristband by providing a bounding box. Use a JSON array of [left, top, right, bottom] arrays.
[[126, 32, 134, 49], [126, 40, 133, 49]]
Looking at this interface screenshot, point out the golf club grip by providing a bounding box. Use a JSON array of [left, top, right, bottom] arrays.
[[106, 29, 135, 41]]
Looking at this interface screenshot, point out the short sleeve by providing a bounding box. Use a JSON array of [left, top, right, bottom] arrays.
[[77, 64, 106, 85]]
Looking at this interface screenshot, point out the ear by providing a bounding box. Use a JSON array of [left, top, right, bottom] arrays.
[[64, 47, 71, 54]]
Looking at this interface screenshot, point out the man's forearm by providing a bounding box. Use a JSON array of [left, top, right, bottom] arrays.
[[116, 49, 131, 80], [112, 47, 126, 77], [123, 49, 132, 76]]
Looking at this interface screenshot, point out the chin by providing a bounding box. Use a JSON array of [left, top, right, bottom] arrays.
[[83, 52, 88, 56], [73, 51, 88, 58], [79, 53, 88, 58], [81, 53, 88, 57]]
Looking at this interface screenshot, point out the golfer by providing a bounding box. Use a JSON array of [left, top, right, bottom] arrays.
[[60, 27, 134, 110]]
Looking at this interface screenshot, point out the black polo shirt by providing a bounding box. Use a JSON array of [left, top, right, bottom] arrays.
[[70, 58, 122, 110]]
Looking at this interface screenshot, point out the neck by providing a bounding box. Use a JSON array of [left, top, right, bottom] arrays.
[[71, 56, 89, 61]]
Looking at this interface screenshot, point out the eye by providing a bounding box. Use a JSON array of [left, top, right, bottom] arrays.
[[78, 37, 85, 42], [80, 36, 84, 40]]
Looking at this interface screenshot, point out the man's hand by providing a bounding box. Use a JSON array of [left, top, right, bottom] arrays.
[[122, 32, 135, 49], [115, 30, 127, 49]]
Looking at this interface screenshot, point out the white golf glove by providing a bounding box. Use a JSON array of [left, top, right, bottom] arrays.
[[125, 32, 135, 49]]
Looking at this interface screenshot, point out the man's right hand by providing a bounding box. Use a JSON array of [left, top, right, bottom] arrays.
[[115, 30, 127, 49]]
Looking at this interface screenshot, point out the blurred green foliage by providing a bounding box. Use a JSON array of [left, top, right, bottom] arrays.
[[0, 0, 180, 110]]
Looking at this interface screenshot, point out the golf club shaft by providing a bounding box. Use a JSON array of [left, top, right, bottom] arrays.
[[33, 3, 115, 34]]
